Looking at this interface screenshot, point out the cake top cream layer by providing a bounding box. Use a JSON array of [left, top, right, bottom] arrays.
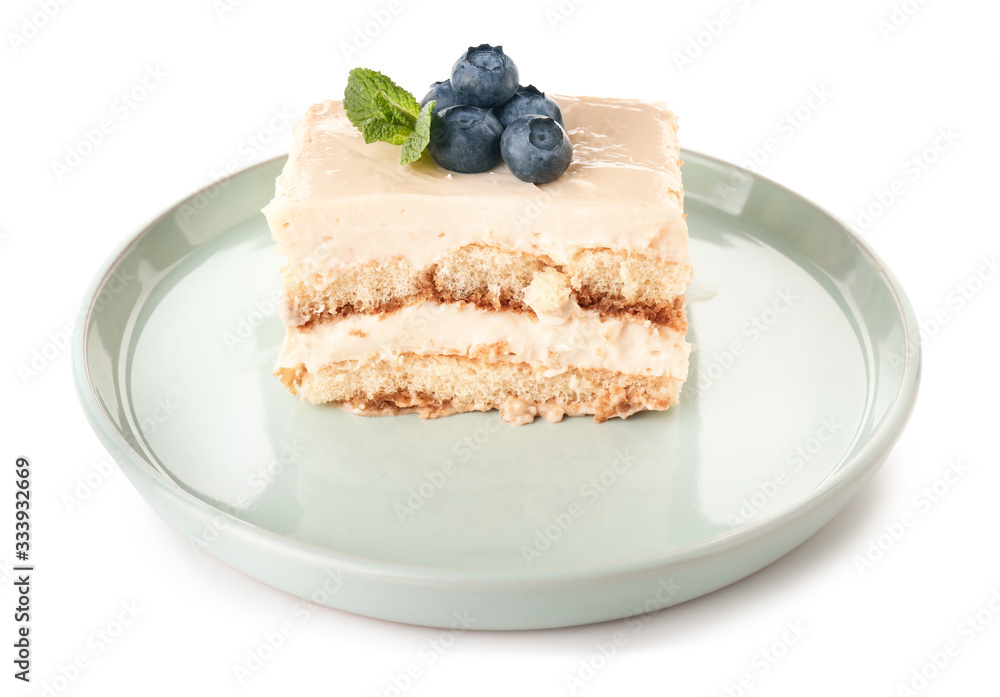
[[271, 96, 683, 203], [264, 95, 689, 280]]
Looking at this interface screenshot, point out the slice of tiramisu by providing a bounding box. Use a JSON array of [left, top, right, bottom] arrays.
[[264, 50, 692, 424]]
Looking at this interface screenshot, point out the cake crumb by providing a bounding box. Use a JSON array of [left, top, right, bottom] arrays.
[[523, 268, 574, 325], [500, 396, 538, 425]]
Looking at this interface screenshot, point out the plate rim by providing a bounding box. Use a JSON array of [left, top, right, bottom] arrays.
[[72, 150, 922, 588]]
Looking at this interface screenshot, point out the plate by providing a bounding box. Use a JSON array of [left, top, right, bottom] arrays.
[[73, 152, 920, 630]]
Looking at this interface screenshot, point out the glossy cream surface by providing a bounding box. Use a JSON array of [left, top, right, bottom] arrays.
[[263, 96, 688, 285]]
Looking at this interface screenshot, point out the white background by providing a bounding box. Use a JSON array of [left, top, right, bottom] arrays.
[[2, 0, 998, 694]]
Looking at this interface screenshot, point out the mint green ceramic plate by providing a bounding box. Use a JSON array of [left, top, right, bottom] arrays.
[[73, 153, 919, 630]]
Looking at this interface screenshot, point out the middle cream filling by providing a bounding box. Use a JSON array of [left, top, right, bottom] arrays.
[[276, 301, 689, 378]]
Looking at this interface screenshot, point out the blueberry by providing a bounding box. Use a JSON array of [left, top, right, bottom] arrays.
[[495, 85, 563, 128], [420, 80, 461, 115], [500, 115, 573, 184], [450, 44, 519, 109], [428, 105, 504, 173]]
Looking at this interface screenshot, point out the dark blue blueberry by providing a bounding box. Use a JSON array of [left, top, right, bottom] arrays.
[[428, 105, 504, 173], [420, 79, 461, 115], [450, 44, 519, 109], [500, 115, 573, 184], [495, 85, 563, 128]]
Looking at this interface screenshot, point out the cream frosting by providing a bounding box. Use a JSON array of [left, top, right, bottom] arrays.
[[276, 302, 689, 379], [263, 96, 689, 289]]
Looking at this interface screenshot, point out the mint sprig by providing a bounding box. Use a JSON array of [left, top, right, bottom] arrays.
[[344, 68, 435, 165]]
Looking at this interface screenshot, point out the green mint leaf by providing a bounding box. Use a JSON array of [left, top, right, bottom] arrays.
[[367, 90, 414, 145], [400, 100, 435, 165], [344, 68, 423, 152]]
